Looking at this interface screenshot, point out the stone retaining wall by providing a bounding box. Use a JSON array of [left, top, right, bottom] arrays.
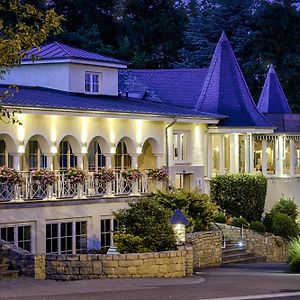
[[218, 224, 289, 262], [45, 247, 193, 280], [187, 231, 222, 268]]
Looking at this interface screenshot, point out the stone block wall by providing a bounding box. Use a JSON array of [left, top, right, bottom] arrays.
[[45, 247, 193, 280], [218, 224, 289, 262], [186, 231, 222, 268]]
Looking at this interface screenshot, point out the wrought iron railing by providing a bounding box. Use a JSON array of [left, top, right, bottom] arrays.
[[0, 170, 156, 202]]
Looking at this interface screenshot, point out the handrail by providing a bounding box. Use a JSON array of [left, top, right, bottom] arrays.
[[213, 222, 226, 249]]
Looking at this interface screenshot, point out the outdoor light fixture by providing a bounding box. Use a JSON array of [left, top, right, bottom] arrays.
[[110, 143, 116, 154], [136, 143, 142, 154], [18, 141, 25, 153], [81, 142, 88, 154], [170, 208, 189, 244], [237, 240, 245, 248], [50, 142, 57, 154]]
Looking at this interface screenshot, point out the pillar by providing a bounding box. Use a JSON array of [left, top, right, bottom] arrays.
[[276, 136, 283, 177], [290, 140, 295, 176], [220, 134, 225, 175], [154, 153, 163, 168], [44, 153, 54, 170], [207, 133, 212, 178], [262, 140, 267, 176], [11, 153, 22, 171], [75, 154, 84, 169]]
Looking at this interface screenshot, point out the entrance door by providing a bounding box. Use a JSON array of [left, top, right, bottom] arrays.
[[175, 173, 191, 191]]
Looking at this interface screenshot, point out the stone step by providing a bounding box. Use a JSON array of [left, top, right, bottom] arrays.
[[0, 270, 19, 279], [222, 252, 255, 263], [222, 248, 247, 256], [0, 263, 9, 272], [221, 255, 266, 265]]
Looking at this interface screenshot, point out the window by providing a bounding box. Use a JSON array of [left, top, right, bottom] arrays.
[[283, 139, 290, 175], [211, 134, 221, 176], [0, 140, 13, 168], [85, 72, 100, 93], [100, 218, 119, 252], [173, 131, 188, 161], [0, 224, 32, 252], [266, 140, 275, 175], [88, 141, 106, 171], [26, 140, 46, 170], [294, 140, 300, 174], [238, 135, 246, 173], [59, 141, 77, 170], [254, 140, 262, 172], [46, 220, 87, 254], [114, 142, 131, 169]]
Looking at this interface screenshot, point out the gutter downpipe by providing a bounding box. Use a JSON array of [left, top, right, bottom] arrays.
[[165, 117, 177, 188]]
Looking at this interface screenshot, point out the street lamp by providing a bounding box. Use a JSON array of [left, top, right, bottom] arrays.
[[170, 208, 189, 244]]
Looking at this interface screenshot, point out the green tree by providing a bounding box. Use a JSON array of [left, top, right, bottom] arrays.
[[114, 198, 176, 252], [0, 0, 62, 124]]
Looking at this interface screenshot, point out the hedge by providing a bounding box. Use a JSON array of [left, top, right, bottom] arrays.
[[210, 173, 267, 222]]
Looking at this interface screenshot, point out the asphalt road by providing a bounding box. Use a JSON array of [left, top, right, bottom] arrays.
[[0, 263, 300, 300]]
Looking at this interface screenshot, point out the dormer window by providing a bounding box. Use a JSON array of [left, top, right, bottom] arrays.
[[85, 72, 100, 93]]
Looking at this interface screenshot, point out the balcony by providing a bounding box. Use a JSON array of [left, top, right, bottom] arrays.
[[0, 170, 161, 203]]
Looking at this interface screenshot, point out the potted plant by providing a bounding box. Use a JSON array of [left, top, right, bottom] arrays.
[[94, 168, 115, 183], [0, 166, 22, 201], [31, 169, 57, 200], [147, 166, 168, 182], [65, 168, 87, 199], [121, 169, 142, 182]]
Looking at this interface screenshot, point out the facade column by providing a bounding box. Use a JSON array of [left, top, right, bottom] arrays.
[[220, 134, 225, 175], [230, 134, 239, 173], [245, 134, 250, 173], [262, 140, 267, 176], [154, 153, 163, 168], [290, 140, 295, 176], [248, 134, 254, 174], [276, 136, 283, 177], [75, 154, 84, 169], [45, 153, 54, 170], [130, 154, 139, 169], [207, 133, 212, 178], [103, 154, 113, 168], [11, 153, 22, 171]]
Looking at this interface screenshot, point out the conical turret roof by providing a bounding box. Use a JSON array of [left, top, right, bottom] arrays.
[[257, 64, 292, 114], [195, 32, 271, 127]]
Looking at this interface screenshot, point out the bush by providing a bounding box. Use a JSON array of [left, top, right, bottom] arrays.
[[214, 211, 227, 223], [113, 233, 150, 253], [151, 190, 218, 231], [271, 197, 298, 221], [250, 221, 266, 233], [263, 213, 273, 233], [114, 198, 176, 253], [232, 217, 249, 228], [288, 236, 300, 273], [271, 212, 299, 239], [210, 174, 267, 222]]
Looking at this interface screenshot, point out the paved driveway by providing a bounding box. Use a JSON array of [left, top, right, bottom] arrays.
[[0, 263, 300, 300]]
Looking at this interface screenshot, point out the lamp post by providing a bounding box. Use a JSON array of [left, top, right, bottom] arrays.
[[170, 208, 189, 244]]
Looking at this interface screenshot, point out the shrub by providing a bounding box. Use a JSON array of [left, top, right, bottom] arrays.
[[263, 213, 273, 233], [232, 217, 249, 228], [288, 236, 300, 273], [113, 233, 150, 253], [250, 221, 266, 233], [210, 174, 267, 222], [151, 190, 218, 231], [114, 198, 176, 253], [271, 197, 298, 221], [271, 212, 298, 239], [214, 211, 227, 223]]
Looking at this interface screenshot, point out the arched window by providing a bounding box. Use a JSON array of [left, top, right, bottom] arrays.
[[59, 140, 77, 170], [88, 141, 106, 171], [0, 140, 13, 168], [114, 142, 131, 169], [25, 140, 46, 170]]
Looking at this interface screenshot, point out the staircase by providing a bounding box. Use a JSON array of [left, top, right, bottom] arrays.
[[0, 252, 19, 279], [222, 241, 266, 265]]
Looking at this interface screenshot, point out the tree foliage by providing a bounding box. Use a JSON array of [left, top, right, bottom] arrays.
[[0, 0, 62, 124], [210, 173, 267, 222], [114, 198, 176, 252]]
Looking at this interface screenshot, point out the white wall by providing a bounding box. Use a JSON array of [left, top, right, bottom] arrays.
[[2, 64, 70, 92], [69, 64, 119, 96]]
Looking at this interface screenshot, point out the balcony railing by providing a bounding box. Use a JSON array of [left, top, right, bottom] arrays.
[[0, 170, 158, 203]]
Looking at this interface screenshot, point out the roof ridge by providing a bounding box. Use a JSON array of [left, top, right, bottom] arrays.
[[55, 41, 72, 56]]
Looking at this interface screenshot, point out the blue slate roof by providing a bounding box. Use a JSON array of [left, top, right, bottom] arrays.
[[0, 85, 223, 119], [263, 114, 300, 133], [119, 68, 208, 109], [170, 209, 190, 225], [23, 42, 128, 65], [257, 65, 292, 114], [195, 32, 271, 127]]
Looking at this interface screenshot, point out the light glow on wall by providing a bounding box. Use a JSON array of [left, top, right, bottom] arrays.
[[81, 117, 88, 143], [135, 120, 143, 144], [108, 118, 116, 146]]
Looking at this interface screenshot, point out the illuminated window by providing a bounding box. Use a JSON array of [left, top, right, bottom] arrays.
[[114, 142, 131, 169], [25, 140, 46, 170], [254, 140, 262, 172], [238, 135, 246, 173], [211, 134, 221, 176], [266, 140, 275, 175], [59, 141, 77, 170], [173, 131, 188, 161], [294, 140, 300, 174], [88, 141, 106, 171], [283, 139, 290, 175], [85, 72, 100, 93], [0, 140, 12, 168]]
